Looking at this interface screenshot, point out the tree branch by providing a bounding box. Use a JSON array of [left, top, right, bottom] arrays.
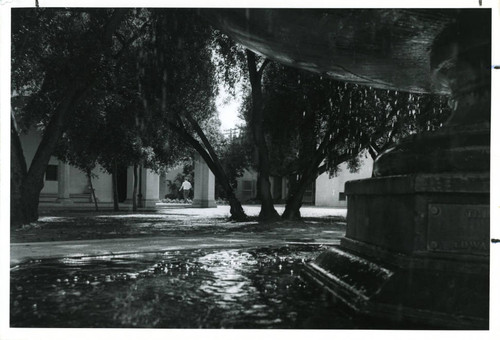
[[112, 17, 151, 60], [102, 9, 129, 46], [182, 111, 240, 196], [258, 58, 271, 76], [183, 112, 222, 169], [368, 144, 379, 160], [25, 9, 128, 183], [166, 119, 221, 178]]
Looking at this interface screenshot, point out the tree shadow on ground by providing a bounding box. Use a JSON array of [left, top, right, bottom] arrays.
[[11, 211, 347, 243]]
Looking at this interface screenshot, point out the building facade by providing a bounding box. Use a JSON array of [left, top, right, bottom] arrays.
[[233, 153, 373, 208], [20, 129, 373, 209]]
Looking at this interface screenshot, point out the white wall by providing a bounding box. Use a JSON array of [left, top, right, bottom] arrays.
[[315, 153, 374, 207], [20, 128, 114, 201], [315, 172, 337, 207], [142, 168, 160, 201], [92, 169, 113, 203], [42, 168, 58, 194], [69, 167, 89, 194]]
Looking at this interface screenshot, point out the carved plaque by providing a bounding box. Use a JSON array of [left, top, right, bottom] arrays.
[[427, 204, 489, 254]]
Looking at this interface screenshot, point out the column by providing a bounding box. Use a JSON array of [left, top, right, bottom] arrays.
[[281, 177, 287, 202], [159, 172, 168, 200], [141, 167, 160, 208], [124, 166, 135, 204], [192, 153, 216, 208], [56, 160, 73, 204]]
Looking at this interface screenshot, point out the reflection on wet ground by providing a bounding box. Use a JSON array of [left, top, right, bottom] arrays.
[[14, 207, 346, 244], [10, 244, 381, 329]]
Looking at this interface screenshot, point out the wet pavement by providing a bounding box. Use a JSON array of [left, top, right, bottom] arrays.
[[11, 204, 347, 266], [10, 244, 367, 329]]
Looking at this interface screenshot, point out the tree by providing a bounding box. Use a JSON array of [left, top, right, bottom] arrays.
[[244, 50, 281, 221], [137, 9, 248, 220], [205, 31, 270, 218], [254, 63, 451, 219], [37, 9, 248, 219], [215, 130, 253, 199], [55, 16, 192, 212], [210, 30, 282, 221], [11, 8, 129, 226], [54, 107, 103, 211]]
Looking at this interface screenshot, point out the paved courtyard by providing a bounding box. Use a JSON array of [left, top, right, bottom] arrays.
[[11, 204, 347, 266]]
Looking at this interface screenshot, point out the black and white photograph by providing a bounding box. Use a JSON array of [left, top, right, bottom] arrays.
[[0, 0, 498, 339]]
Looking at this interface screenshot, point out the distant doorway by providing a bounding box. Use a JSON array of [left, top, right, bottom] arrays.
[[117, 167, 128, 202]]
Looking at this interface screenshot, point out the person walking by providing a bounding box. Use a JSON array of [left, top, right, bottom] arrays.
[[179, 178, 192, 203]]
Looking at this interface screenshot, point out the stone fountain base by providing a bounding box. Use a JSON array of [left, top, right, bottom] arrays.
[[305, 172, 489, 329]]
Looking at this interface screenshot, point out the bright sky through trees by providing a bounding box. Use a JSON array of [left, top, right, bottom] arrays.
[[216, 84, 245, 131]]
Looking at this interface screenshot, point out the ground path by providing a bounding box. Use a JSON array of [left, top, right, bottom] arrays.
[[10, 204, 347, 266]]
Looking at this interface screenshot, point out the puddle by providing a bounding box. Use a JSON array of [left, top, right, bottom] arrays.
[[10, 244, 379, 328]]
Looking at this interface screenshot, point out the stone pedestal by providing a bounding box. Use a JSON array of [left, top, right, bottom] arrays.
[[56, 161, 73, 204], [306, 173, 489, 329], [304, 11, 490, 329], [345, 173, 489, 255], [192, 153, 216, 208]]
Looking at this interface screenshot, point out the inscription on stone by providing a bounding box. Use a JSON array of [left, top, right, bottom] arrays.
[[427, 204, 489, 254]]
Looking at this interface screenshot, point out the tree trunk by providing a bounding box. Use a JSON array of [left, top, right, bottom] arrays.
[[281, 137, 330, 220], [246, 50, 279, 221], [172, 115, 247, 221], [227, 191, 247, 221], [11, 116, 29, 227], [282, 111, 316, 220], [282, 137, 356, 220], [86, 170, 99, 212], [257, 174, 278, 221], [132, 163, 138, 212], [208, 167, 246, 221], [282, 191, 305, 220], [255, 175, 262, 200], [112, 160, 119, 211], [20, 185, 44, 226], [15, 83, 87, 226], [282, 175, 312, 220]]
